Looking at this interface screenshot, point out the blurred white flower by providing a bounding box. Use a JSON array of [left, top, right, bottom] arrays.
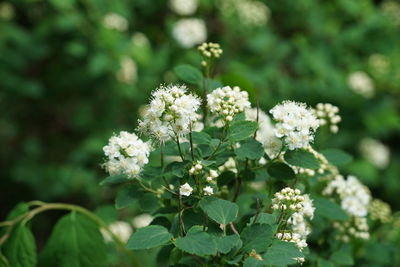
[[103, 13, 128, 31], [131, 32, 150, 47], [359, 138, 390, 169], [102, 221, 132, 243], [218, 0, 270, 27], [368, 54, 390, 75], [172, 18, 207, 48], [132, 214, 153, 229], [0, 2, 14, 20], [117, 57, 137, 84], [348, 71, 375, 98], [169, 0, 198, 15]]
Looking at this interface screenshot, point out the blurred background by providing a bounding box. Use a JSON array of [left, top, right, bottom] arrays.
[[1, 0, 399, 263]]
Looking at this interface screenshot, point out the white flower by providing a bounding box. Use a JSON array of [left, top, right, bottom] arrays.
[[102, 221, 132, 243], [103, 13, 128, 31], [270, 101, 319, 150], [218, 157, 237, 173], [180, 183, 193, 196], [207, 86, 251, 122], [348, 71, 375, 98], [313, 103, 341, 134], [169, 0, 198, 15], [117, 56, 137, 84], [359, 138, 390, 169], [102, 131, 151, 178], [271, 187, 305, 213], [138, 84, 201, 142], [204, 186, 214, 196], [173, 18, 207, 48], [132, 214, 153, 229]]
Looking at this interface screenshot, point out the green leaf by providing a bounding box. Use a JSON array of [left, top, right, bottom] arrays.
[[199, 197, 239, 225], [6, 202, 29, 220], [39, 212, 107, 267], [127, 225, 172, 250], [227, 120, 258, 142], [214, 235, 242, 254], [0, 253, 10, 267], [330, 244, 354, 266], [318, 258, 335, 267], [139, 193, 159, 213], [99, 174, 129, 186], [3, 224, 37, 267], [313, 196, 349, 221], [267, 162, 296, 180], [243, 257, 264, 267], [175, 231, 217, 256], [321, 149, 353, 166], [191, 131, 212, 145], [235, 138, 264, 160], [174, 64, 203, 84], [284, 149, 320, 169], [164, 161, 191, 177], [94, 205, 117, 224], [249, 213, 276, 226], [115, 184, 143, 209], [262, 240, 303, 266], [241, 224, 273, 253]]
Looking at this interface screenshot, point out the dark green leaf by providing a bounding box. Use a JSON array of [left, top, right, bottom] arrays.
[[318, 258, 335, 267], [127, 225, 172, 250], [284, 149, 320, 169], [199, 197, 239, 225], [3, 224, 37, 267], [227, 121, 258, 142], [175, 231, 217, 256], [214, 235, 242, 254], [321, 149, 353, 166], [241, 224, 273, 253], [313, 196, 349, 221], [262, 240, 303, 266], [243, 257, 264, 267], [249, 213, 276, 226], [235, 139, 264, 160], [267, 162, 296, 180], [191, 131, 212, 145], [99, 174, 129, 186], [330, 244, 354, 265], [115, 184, 143, 209], [174, 64, 203, 84]]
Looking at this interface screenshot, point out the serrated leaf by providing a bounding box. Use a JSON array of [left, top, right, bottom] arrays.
[[267, 162, 296, 180], [284, 149, 320, 169], [241, 224, 273, 253], [174, 64, 203, 84], [127, 225, 172, 250], [262, 240, 303, 266], [313, 196, 349, 221], [199, 197, 239, 225], [227, 121, 258, 142], [192, 131, 212, 145], [175, 231, 217, 256], [235, 138, 264, 160], [39, 212, 107, 267], [214, 235, 242, 254], [321, 149, 353, 166], [99, 174, 129, 186], [3, 224, 37, 267]]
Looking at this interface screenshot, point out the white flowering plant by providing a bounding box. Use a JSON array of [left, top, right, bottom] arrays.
[[0, 44, 397, 267]]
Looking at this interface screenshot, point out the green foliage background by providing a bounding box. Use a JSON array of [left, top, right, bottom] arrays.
[[0, 0, 399, 265]]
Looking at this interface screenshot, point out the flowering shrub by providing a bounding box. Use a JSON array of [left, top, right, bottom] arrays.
[[1, 43, 398, 267]]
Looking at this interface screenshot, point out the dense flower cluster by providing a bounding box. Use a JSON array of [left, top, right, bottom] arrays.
[[323, 175, 371, 217], [270, 101, 319, 150], [333, 217, 370, 242], [218, 0, 270, 27], [369, 199, 392, 223], [348, 71, 375, 98], [103, 131, 151, 178], [313, 103, 341, 133], [271, 187, 305, 212], [138, 84, 201, 142], [207, 86, 251, 122], [103, 13, 128, 31], [169, 0, 198, 15], [198, 42, 223, 67], [172, 18, 207, 48], [359, 138, 390, 169]]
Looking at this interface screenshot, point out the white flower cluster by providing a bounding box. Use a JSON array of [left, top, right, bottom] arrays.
[[369, 199, 392, 224], [117, 57, 137, 84], [218, 0, 270, 27], [359, 138, 390, 169], [101, 221, 132, 243], [172, 18, 207, 48], [287, 195, 315, 238], [313, 103, 341, 134], [103, 131, 151, 178], [271, 187, 305, 212], [138, 84, 201, 142], [245, 108, 282, 159], [180, 183, 193, 196], [169, 0, 198, 15], [198, 42, 223, 67], [270, 101, 319, 150], [189, 160, 204, 175], [333, 217, 370, 242], [103, 13, 128, 31], [348, 71, 375, 98], [323, 175, 371, 218], [207, 86, 251, 122]]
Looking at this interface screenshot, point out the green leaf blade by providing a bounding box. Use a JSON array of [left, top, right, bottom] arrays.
[[284, 149, 320, 169], [174, 64, 203, 85], [127, 225, 172, 250], [199, 197, 239, 225]]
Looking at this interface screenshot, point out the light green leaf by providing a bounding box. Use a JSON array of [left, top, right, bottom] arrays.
[[227, 121, 258, 142], [241, 224, 273, 253], [39, 212, 107, 267], [262, 240, 303, 266], [321, 149, 353, 166], [199, 197, 239, 225], [99, 174, 129, 186], [3, 224, 37, 267], [127, 225, 172, 250], [214, 235, 242, 254], [174, 64, 203, 84], [284, 149, 320, 169], [313, 196, 349, 221], [267, 162, 296, 180], [175, 231, 217, 256], [235, 138, 264, 160]]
